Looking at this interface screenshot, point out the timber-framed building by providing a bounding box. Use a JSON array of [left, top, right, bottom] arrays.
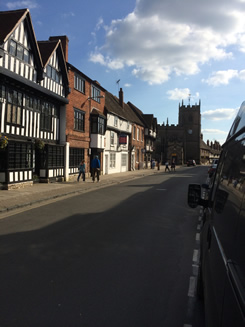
[[0, 9, 69, 188]]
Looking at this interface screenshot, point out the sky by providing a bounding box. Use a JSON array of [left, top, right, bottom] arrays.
[[1, 0, 245, 145]]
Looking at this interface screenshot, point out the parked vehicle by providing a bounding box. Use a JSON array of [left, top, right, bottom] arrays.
[[187, 159, 196, 166], [188, 101, 245, 326], [208, 163, 217, 177]]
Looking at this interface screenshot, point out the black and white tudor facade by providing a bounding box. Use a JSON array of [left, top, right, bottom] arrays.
[[0, 9, 69, 188]]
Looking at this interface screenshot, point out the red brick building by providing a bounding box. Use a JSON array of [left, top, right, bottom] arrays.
[[50, 36, 106, 179]]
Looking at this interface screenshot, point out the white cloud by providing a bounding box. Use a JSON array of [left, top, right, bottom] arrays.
[[202, 128, 228, 135], [167, 88, 199, 101], [202, 108, 238, 120], [202, 70, 239, 86], [124, 83, 132, 88], [6, 1, 39, 9], [89, 0, 245, 84]]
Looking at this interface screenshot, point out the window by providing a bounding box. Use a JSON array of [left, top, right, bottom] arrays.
[[110, 153, 116, 168], [8, 142, 33, 169], [74, 109, 85, 131], [141, 129, 144, 141], [74, 74, 85, 93], [92, 86, 101, 102], [91, 115, 105, 135], [69, 148, 84, 168], [133, 126, 136, 139], [46, 65, 61, 83], [6, 89, 22, 125], [114, 116, 118, 127], [110, 131, 115, 145], [47, 145, 64, 167], [9, 39, 30, 63], [121, 154, 127, 167], [137, 128, 139, 141], [40, 102, 56, 131]]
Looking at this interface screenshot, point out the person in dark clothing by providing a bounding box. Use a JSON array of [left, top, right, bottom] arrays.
[[77, 160, 86, 182], [165, 161, 170, 172], [91, 155, 101, 182]]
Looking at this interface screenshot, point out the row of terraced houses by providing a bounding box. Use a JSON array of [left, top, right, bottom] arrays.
[[0, 9, 158, 189]]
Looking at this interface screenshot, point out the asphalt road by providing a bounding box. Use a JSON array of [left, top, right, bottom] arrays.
[[0, 166, 206, 327]]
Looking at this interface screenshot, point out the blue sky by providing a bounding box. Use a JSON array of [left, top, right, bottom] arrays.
[[1, 0, 245, 145]]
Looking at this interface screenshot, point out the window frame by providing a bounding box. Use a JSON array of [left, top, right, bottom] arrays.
[[110, 131, 115, 145], [91, 85, 101, 103], [74, 108, 85, 132], [110, 153, 116, 168], [74, 74, 85, 93]]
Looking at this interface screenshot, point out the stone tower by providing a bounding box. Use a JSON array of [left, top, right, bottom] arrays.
[[178, 100, 201, 164]]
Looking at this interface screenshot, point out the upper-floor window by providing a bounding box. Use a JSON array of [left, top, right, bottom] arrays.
[[141, 129, 144, 141], [133, 126, 136, 139], [110, 131, 115, 145], [6, 89, 23, 125], [91, 115, 105, 135], [114, 116, 118, 127], [91, 86, 101, 103], [9, 39, 30, 64], [74, 109, 85, 132], [46, 65, 61, 83], [74, 74, 85, 93], [137, 128, 139, 141], [40, 102, 57, 132]]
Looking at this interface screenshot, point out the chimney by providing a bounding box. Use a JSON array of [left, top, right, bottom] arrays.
[[119, 88, 124, 108], [49, 35, 69, 62]]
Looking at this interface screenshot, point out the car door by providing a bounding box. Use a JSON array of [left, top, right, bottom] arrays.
[[221, 132, 245, 326], [203, 133, 245, 326]]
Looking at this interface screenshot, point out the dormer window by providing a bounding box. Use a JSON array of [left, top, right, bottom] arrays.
[[46, 64, 61, 83], [9, 39, 30, 64]]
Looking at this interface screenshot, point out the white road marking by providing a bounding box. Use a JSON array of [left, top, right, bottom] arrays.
[[188, 276, 197, 297], [192, 249, 199, 263], [196, 233, 200, 242]]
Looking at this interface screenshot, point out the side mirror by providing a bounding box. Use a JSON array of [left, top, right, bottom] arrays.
[[188, 184, 201, 208]]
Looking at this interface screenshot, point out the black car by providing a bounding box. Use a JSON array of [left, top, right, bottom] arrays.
[[188, 101, 245, 326]]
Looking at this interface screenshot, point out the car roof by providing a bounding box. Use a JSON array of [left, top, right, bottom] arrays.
[[227, 101, 245, 140]]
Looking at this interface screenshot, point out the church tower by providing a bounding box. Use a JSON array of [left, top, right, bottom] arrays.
[[178, 99, 201, 164]]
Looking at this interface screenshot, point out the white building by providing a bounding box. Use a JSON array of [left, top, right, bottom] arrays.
[[104, 91, 132, 174]]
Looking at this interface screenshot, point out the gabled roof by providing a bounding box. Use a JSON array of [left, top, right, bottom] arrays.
[[0, 8, 27, 43], [200, 139, 211, 150], [127, 101, 148, 126], [105, 91, 144, 126], [0, 8, 43, 77], [38, 39, 69, 87]]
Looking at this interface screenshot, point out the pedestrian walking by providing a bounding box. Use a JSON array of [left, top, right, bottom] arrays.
[[171, 160, 176, 172], [77, 159, 86, 182], [91, 155, 101, 182], [157, 158, 160, 170], [165, 161, 170, 172]]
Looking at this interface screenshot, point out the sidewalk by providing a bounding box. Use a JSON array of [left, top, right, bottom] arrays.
[[0, 167, 166, 215]]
